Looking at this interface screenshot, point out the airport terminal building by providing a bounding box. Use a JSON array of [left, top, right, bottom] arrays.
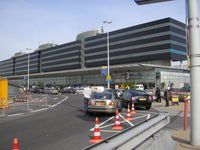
[[0, 18, 190, 88]]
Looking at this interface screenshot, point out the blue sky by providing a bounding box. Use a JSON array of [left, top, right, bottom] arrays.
[[0, 0, 200, 61]]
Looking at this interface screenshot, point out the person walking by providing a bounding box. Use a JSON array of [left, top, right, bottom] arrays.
[[155, 87, 161, 102], [164, 87, 171, 107], [83, 85, 92, 113]]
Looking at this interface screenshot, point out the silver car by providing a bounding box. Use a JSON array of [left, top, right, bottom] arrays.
[[87, 92, 122, 114]]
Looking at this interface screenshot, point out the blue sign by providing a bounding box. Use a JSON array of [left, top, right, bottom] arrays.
[[134, 0, 174, 5], [101, 66, 108, 76], [24, 76, 28, 81]]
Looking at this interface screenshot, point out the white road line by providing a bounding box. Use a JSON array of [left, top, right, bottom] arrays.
[[119, 114, 134, 127], [49, 96, 68, 108], [53, 98, 58, 100], [8, 113, 24, 117], [100, 130, 121, 133], [89, 116, 115, 131], [7, 96, 69, 117], [31, 108, 47, 113], [147, 114, 151, 120]]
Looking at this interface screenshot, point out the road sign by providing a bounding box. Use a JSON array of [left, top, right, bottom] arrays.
[[24, 76, 28, 81], [134, 0, 174, 5], [101, 66, 108, 76], [106, 76, 112, 82], [0, 79, 8, 108]]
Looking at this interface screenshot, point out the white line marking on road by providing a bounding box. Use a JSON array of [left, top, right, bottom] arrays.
[[119, 114, 134, 127], [147, 114, 151, 120], [89, 116, 114, 131], [100, 130, 121, 133], [53, 98, 58, 100], [49, 96, 68, 108], [7, 96, 69, 117], [8, 113, 24, 117], [31, 108, 47, 113]]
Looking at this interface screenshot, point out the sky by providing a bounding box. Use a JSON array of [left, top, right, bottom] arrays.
[[0, 0, 200, 61]]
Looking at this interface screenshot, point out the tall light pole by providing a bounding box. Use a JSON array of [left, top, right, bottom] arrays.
[[133, 0, 200, 146], [103, 21, 112, 89], [187, 0, 200, 146], [26, 48, 32, 111], [26, 48, 32, 91]]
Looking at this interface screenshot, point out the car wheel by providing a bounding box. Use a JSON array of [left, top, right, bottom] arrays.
[[146, 105, 151, 110], [117, 100, 122, 112]]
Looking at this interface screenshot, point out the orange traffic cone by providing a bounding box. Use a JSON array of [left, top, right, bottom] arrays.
[[89, 117, 103, 143], [125, 104, 133, 120], [112, 110, 123, 130], [12, 138, 19, 150], [130, 101, 136, 114]]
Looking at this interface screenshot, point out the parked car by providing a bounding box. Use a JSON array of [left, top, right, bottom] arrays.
[[120, 90, 152, 110], [62, 88, 77, 94], [43, 88, 51, 94], [50, 88, 59, 94], [134, 84, 144, 91], [144, 88, 156, 100], [87, 92, 122, 114]]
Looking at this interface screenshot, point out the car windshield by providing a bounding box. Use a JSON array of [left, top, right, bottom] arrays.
[[130, 90, 147, 96], [93, 93, 112, 99]]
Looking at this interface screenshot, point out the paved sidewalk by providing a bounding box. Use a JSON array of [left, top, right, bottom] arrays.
[[152, 100, 200, 150]]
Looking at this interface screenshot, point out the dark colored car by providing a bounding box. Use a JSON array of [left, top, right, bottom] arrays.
[[62, 88, 77, 94], [120, 90, 153, 110]]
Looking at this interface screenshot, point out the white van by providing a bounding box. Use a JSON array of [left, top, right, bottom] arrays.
[[134, 84, 144, 91], [91, 86, 105, 93]]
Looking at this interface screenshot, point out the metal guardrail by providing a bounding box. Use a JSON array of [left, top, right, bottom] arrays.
[[83, 112, 170, 150]]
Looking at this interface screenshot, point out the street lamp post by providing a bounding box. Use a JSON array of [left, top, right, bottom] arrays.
[[26, 48, 32, 111], [133, 0, 200, 146], [103, 21, 112, 89]]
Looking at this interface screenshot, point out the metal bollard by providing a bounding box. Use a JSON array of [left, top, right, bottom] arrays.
[[183, 98, 188, 131]]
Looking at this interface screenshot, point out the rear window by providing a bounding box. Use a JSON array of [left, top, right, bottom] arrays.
[[93, 93, 112, 99], [130, 90, 147, 96]]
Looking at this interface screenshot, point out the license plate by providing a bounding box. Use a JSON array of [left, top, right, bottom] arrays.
[[172, 97, 179, 102], [95, 102, 106, 105], [139, 98, 146, 101]]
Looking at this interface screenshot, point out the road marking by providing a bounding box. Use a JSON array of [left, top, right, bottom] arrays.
[[119, 114, 134, 127], [53, 98, 58, 100], [89, 113, 151, 132], [147, 114, 151, 120], [100, 130, 121, 133], [6, 96, 68, 118], [49, 96, 68, 108], [8, 113, 24, 117]]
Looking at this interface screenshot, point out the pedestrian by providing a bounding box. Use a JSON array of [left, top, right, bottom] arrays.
[[83, 85, 92, 113], [164, 87, 171, 107], [155, 87, 161, 102]]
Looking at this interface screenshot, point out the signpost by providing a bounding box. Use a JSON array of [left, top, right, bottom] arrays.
[[0, 78, 8, 117], [101, 66, 108, 76], [133, 0, 200, 146]]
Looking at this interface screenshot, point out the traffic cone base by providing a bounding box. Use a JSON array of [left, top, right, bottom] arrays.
[[89, 117, 103, 143], [112, 126, 124, 130], [130, 110, 136, 114], [89, 138, 103, 143], [125, 117, 133, 120], [13, 138, 19, 150]]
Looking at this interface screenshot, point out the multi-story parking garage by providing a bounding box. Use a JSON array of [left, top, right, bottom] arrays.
[[0, 17, 190, 88]]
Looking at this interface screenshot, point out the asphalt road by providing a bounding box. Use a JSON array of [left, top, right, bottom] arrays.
[[0, 94, 159, 150]]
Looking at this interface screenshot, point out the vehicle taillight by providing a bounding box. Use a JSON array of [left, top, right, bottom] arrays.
[[109, 102, 114, 106], [132, 97, 137, 101], [88, 101, 92, 105], [149, 96, 153, 101]]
